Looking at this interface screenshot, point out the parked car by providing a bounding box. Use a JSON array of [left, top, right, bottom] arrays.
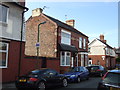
[[64, 66, 89, 83], [86, 65, 107, 77], [15, 69, 68, 89], [115, 64, 120, 69], [97, 70, 120, 90]]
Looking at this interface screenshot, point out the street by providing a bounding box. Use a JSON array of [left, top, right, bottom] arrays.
[[2, 77, 101, 90]]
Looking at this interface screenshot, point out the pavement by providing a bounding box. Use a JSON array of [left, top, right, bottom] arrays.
[[1, 82, 16, 89]]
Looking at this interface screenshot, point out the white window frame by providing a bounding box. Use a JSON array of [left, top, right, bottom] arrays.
[[83, 38, 86, 49], [0, 42, 9, 68], [0, 4, 9, 24], [60, 51, 71, 66], [79, 37, 82, 48], [61, 30, 71, 45], [81, 54, 84, 66]]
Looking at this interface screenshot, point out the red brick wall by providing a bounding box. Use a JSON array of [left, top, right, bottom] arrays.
[[2, 40, 60, 83], [2, 40, 21, 82], [89, 55, 106, 67], [47, 59, 60, 73], [89, 55, 116, 69], [58, 27, 88, 52], [60, 66, 70, 74], [25, 15, 57, 58]]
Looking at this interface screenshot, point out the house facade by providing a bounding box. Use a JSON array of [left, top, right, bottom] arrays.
[[0, 1, 28, 82], [115, 47, 120, 58], [88, 35, 116, 69], [25, 8, 89, 73]]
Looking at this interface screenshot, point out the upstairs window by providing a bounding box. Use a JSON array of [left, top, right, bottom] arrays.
[[83, 38, 86, 49], [0, 4, 9, 23], [0, 42, 9, 68], [79, 37, 82, 48], [61, 30, 71, 45]]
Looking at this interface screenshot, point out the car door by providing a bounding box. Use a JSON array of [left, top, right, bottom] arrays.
[[83, 67, 89, 78], [79, 67, 85, 79], [46, 69, 61, 86]]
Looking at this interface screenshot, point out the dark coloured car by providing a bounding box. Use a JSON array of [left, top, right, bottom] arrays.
[[15, 69, 68, 89], [86, 65, 107, 77], [115, 64, 120, 69], [64, 66, 89, 83], [97, 70, 120, 90]]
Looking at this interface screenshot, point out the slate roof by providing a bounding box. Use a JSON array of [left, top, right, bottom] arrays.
[[97, 39, 113, 49], [44, 14, 88, 37]]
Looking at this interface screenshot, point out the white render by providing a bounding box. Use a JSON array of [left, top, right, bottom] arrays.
[[88, 38, 116, 57], [0, 2, 25, 41]]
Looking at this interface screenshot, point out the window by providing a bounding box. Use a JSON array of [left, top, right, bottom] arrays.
[[83, 38, 86, 49], [61, 30, 71, 45], [88, 47, 90, 52], [0, 4, 9, 23], [79, 37, 82, 48], [0, 42, 9, 68], [60, 52, 70, 66]]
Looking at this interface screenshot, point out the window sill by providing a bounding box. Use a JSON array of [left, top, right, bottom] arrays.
[[0, 21, 8, 27], [0, 66, 8, 69], [60, 65, 70, 67]]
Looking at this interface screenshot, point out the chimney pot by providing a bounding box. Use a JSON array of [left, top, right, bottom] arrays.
[[100, 34, 107, 43], [66, 19, 75, 27]]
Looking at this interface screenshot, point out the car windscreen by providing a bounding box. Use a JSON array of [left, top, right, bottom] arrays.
[[27, 70, 45, 77], [67, 67, 79, 72], [91, 66, 99, 70], [104, 72, 120, 85]]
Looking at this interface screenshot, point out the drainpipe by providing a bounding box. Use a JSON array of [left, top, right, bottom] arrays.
[[18, 8, 28, 76]]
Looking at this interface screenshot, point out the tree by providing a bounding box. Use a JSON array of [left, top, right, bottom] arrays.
[[116, 57, 120, 63]]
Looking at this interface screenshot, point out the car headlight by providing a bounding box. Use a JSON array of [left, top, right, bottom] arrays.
[[70, 75, 76, 77]]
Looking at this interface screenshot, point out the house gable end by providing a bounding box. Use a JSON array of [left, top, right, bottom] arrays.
[[89, 39, 106, 47]]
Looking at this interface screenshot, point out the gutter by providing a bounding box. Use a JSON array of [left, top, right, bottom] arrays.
[[18, 7, 29, 76]]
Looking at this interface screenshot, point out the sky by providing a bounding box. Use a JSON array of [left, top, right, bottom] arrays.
[[25, 1, 119, 48]]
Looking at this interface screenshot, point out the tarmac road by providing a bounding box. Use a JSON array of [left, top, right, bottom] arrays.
[[2, 77, 101, 90]]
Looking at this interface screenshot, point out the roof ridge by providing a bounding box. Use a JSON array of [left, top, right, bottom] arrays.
[[97, 38, 113, 49], [43, 13, 88, 37]]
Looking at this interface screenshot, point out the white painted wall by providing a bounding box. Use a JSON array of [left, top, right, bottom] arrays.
[[89, 39, 116, 57], [0, 2, 25, 41], [89, 39, 106, 55]]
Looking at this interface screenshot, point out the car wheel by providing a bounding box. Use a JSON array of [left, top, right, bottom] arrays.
[[77, 77, 81, 83], [38, 82, 46, 90], [62, 78, 68, 87]]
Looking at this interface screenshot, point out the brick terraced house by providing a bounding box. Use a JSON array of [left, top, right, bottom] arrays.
[[88, 35, 116, 69], [0, 1, 28, 82], [25, 8, 89, 73]]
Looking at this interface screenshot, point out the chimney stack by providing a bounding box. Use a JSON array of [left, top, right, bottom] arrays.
[[99, 34, 107, 43], [66, 19, 75, 27], [32, 8, 43, 17]]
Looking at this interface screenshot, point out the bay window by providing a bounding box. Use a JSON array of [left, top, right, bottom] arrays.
[[60, 52, 70, 66]]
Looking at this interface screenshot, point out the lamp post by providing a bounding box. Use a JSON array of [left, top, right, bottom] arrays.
[[36, 21, 46, 69]]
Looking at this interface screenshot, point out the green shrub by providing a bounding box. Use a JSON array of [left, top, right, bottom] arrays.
[[116, 58, 120, 63]]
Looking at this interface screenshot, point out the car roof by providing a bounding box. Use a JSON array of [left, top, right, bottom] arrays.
[[86, 65, 101, 67], [31, 68, 50, 72], [109, 70, 120, 73]]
